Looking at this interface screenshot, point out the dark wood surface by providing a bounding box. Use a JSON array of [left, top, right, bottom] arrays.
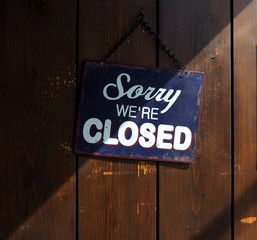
[[0, 1, 76, 239], [78, 1, 157, 240], [158, 0, 232, 239], [1, 0, 257, 239], [234, 0, 257, 239]]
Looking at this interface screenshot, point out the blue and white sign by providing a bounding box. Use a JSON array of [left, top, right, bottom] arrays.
[[75, 62, 204, 163]]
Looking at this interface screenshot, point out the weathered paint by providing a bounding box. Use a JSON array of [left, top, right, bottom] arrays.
[[240, 217, 257, 224]]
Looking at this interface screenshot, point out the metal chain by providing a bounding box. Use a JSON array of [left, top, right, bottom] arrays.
[[100, 8, 187, 70], [141, 19, 187, 70], [100, 11, 144, 63]]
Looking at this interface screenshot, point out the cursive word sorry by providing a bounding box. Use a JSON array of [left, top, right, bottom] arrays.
[[103, 73, 181, 114]]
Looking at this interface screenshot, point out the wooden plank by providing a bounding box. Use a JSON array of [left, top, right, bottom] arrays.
[[0, 1, 75, 239], [78, 2, 156, 239], [234, 0, 257, 239], [158, 0, 231, 239]]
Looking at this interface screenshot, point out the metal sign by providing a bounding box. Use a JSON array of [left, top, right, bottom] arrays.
[[75, 61, 204, 163]]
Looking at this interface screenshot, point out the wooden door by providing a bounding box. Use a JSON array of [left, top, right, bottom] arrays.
[[1, 0, 256, 239]]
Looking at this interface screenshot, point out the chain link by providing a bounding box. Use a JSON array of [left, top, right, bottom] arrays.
[[100, 8, 187, 70]]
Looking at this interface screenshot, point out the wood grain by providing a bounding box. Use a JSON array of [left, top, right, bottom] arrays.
[[78, 1, 157, 239], [234, 0, 257, 239], [158, 0, 232, 239], [0, 1, 76, 239], [2, 0, 257, 239]]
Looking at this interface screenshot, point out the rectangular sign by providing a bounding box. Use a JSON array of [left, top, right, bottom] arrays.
[[75, 61, 204, 163]]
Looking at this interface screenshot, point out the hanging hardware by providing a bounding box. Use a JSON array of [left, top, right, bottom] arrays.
[[100, 8, 187, 71]]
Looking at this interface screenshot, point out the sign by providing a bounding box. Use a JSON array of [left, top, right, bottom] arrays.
[[75, 61, 204, 163]]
